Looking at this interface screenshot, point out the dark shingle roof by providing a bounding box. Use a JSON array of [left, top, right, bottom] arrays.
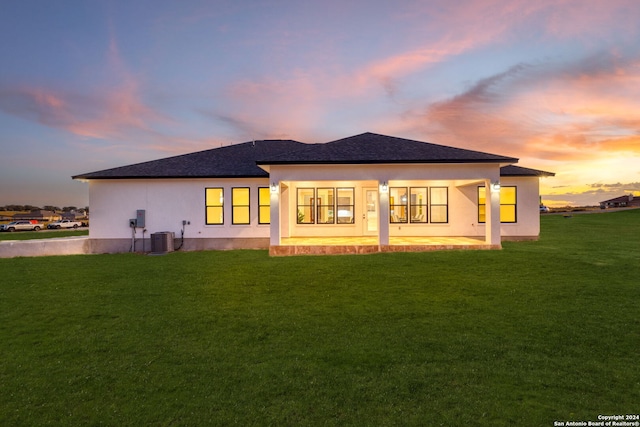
[[72, 140, 307, 180], [73, 132, 537, 181], [257, 132, 518, 165], [500, 165, 555, 177]]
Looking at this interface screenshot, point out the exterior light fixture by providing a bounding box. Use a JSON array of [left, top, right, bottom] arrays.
[[270, 182, 279, 193], [380, 181, 389, 193], [491, 181, 501, 192]]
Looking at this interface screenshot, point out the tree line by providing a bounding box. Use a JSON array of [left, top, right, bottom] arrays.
[[1, 205, 89, 213]]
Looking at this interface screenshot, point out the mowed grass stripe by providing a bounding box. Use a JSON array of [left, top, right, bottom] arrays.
[[1, 210, 638, 426]]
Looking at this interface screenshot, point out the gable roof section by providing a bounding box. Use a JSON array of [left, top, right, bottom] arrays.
[[72, 140, 307, 180], [500, 165, 555, 177], [257, 132, 518, 165], [73, 132, 534, 181]]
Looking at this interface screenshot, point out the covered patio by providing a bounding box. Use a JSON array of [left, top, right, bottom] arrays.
[[271, 236, 497, 256], [258, 133, 522, 256]]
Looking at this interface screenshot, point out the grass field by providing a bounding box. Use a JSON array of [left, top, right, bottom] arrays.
[[1, 210, 638, 426]]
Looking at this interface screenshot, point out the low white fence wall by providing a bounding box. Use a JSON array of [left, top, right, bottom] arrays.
[[0, 237, 91, 258]]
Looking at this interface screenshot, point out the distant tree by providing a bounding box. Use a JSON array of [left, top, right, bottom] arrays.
[[62, 206, 78, 212], [43, 205, 60, 212]]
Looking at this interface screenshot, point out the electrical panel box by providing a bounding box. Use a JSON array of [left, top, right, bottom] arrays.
[[136, 210, 146, 228]]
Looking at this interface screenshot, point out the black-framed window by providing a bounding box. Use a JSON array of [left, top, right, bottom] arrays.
[[258, 187, 270, 224], [297, 188, 315, 224], [336, 188, 355, 224], [478, 186, 517, 223], [205, 187, 224, 225], [430, 187, 448, 223], [390, 187, 408, 223], [316, 188, 334, 224], [410, 187, 428, 223], [232, 187, 250, 225], [296, 187, 355, 225]]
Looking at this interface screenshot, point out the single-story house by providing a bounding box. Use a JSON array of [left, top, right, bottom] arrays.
[[13, 210, 61, 222], [599, 194, 640, 209], [73, 132, 554, 255], [61, 211, 86, 220]]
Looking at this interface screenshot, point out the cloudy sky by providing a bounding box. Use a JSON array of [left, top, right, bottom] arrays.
[[1, 0, 639, 208]]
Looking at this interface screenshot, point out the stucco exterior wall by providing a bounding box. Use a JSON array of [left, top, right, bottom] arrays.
[[456, 176, 541, 239], [86, 166, 542, 251], [88, 178, 271, 241]]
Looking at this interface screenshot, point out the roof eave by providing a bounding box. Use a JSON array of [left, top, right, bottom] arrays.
[[72, 173, 268, 180], [257, 159, 517, 166]]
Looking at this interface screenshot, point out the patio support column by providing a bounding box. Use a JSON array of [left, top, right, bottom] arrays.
[[269, 182, 280, 246], [378, 182, 390, 246], [485, 178, 501, 246]]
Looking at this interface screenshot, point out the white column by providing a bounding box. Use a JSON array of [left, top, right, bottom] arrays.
[[485, 178, 501, 246], [269, 182, 280, 246], [378, 181, 390, 246]]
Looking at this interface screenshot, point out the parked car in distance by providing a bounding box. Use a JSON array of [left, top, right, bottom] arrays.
[[47, 219, 83, 229], [0, 220, 45, 232], [539, 205, 550, 213]]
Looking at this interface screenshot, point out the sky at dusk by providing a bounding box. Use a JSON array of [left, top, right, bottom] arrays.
[[1, 0, 640, 208]]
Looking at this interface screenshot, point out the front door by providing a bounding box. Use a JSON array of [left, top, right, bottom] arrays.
[[363, 188, 378, 236]]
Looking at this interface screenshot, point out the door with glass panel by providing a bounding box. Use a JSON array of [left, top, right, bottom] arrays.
[[363, 188, 378, 235]]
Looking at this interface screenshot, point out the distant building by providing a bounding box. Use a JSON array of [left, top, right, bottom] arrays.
[[61, 211, 85, 220], [599, 194, 640, 209], [13, 210, 61, 221]]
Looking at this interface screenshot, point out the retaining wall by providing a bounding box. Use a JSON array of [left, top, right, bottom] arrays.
[[0, 237, 91, 258]]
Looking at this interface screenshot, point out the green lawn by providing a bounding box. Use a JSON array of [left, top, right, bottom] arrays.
[[1, 210, 638, 426]]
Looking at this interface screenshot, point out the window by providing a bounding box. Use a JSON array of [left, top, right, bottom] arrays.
[[297, 188, 315, 224], [232, 187, 250, 224], [296, 187, 355, 225], [500, 186, 517, 223], [258, 187, 270, 224], [410, 187, 428, 223], [316, 188, 334, 224], [430, 187, 448, 223], [478, 187, 487, 223], [337, 188, 355, 224], [390, 187, 408, 223], [478, 186, 517, 223], [390, 186, 448, 224], [205, 187, 224, 224]]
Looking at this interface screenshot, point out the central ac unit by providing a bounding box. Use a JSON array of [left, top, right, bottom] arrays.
[[151, 231, 175, 253]]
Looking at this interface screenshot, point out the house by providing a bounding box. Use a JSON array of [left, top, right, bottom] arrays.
[[61, 211, 86, 221], [72, 132, 554, 255], [13, 210, 61, 222], [599, 194, 640, 209]]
